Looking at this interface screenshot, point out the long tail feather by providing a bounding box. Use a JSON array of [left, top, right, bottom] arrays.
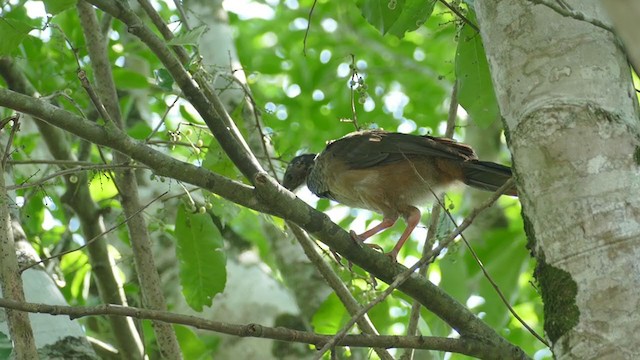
[[461, 160, 517, 196]]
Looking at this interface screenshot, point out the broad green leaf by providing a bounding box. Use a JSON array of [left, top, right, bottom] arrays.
[[167, 25, 208, 46], [357, 0, 435, 38], [0, 331, 12, 359], [175, 205, 226, 312], [311, 293, 348, 334], [42, 0, 77, 15], [154, 68, 174, 91], [455, 11, 500, 127], [60, 250, 91, 303], [387, 0, 437, 38], [0, 19, 33, 55], [174, 325, 217, 359], [127, 121, 153, 140], [22, 193, 46, 237], [357, 0, 406, 35], [112, 68, 149, 89], [202, 139, 242, 180], [88, 172, 119, 202]]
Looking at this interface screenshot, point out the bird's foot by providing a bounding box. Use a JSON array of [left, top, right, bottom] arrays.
[[384, 250, 399, 262], [349, 230, 364, 244], [349, 230, 386, 253]]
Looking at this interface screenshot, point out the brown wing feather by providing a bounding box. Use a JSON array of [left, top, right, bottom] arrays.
[[323, 130, 476, 170]]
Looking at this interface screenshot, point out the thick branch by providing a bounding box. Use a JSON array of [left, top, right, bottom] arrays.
[[0, 88, 269, 215], [86, 0, 264, 181]]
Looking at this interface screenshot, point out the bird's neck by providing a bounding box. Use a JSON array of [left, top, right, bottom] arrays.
[[306, 162, 331, 199]]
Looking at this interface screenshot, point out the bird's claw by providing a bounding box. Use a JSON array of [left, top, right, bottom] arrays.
[[384, 251, 399, 262], [349, 230, 363, 245], [349, 230, 391, 256]]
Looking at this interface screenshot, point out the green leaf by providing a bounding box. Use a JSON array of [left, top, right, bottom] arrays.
[[113, 68, 149, 89], [311, 293, 348, 334], [154, 68, 174, 91], [127, 121, 153, 140], [175, 205, 226, 312], [455, 11, 500, 127], [387, 0, 437, 38], [174, 325, 218, 359], [358, 0, 405, 35], [167, 25, 208, 46], [357, 0, 435, 38], [0, 331, 12, 359], [0, 19, 33, 55], [202, 139, 242, 180], [42, 0, 78, 15]]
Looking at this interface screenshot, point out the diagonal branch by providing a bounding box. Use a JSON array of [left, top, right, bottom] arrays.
[[86, 0, 263, 181], [0, 88, 269, 215]]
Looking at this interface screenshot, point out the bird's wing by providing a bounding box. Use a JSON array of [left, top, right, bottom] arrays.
[[324, 130, 477, 169]]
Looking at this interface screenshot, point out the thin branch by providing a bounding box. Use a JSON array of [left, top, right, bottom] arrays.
[[88, 0, 264, 181], [459, 223, 549, 346], [145, 93, 182, 142], [526, 0, 613, 32], [0, 298, 504, 357], [219, 73, 279, 179], [303, 0, 318, 56], [7, 163, 149, 191], [20, 191, 168, 273], [2, 115, 20, 168], [8, 159, 98, 166], [438, 0, 479, 32], [77, 69, 115, 126], [402, 81, 458, 360], [288, 223, 394, 360], [171, 0, 190, 31]]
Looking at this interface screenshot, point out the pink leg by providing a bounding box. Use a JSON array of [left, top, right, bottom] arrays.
[[350, 217, 398, 242], [388, 207, 421, 259]]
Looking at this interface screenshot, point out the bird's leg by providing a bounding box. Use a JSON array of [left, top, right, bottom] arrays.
[[350, 217, 397, 242], [387, 207, 421, 259], [349, 217, 397, 253]]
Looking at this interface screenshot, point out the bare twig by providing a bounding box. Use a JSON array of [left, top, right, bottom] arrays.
[[289, 223, 394, 360], [20, 191, 167, 273], [438, 0, 479, 32], [7, 163, 149, 191], [303, 0, 319, 56], [526, 0, 613, 32], [2, 114, 20, 168], [402, 82, 458, 359]]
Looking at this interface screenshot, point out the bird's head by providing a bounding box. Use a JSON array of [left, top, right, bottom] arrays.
[[282, 154, 317, 191]]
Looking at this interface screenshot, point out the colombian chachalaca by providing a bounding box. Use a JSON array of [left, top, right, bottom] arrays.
[[283, 130, 516, 258]]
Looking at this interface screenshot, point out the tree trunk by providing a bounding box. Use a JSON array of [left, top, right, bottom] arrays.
[[475, 1, 640, 358]]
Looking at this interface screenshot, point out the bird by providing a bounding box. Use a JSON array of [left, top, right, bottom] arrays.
[[283, 129, 517, 259]]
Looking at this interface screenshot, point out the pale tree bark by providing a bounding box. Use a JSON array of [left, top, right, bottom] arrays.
[[0, 222, 98, 359], [0, 173, 37, 359], [475, 1, 640, 358], [600, 0, 640, 74]]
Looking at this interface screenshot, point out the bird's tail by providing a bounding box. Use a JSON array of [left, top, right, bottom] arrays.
[[461, 160, 517, 196]]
